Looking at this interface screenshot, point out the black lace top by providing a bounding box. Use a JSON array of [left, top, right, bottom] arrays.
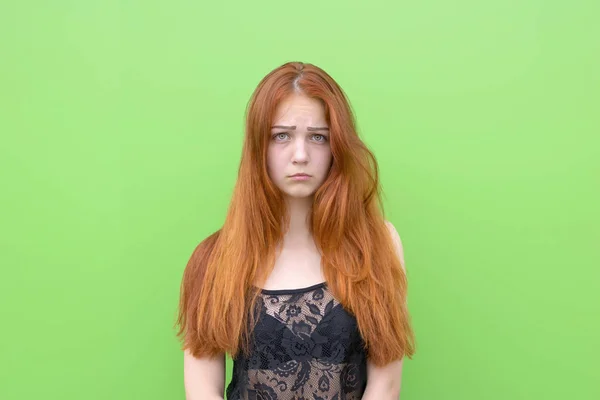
[[226, 282, 368, 400]]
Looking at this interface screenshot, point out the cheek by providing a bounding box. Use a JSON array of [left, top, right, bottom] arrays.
[[318, 150, 333, 171], [266, 148, 284, 175]]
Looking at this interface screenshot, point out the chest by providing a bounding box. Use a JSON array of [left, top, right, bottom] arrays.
[[250, 285, 366, 365], [262, 245, 325, 290], [230, 286, 368, 399]]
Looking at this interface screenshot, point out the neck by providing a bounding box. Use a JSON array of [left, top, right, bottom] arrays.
[[282, 196, 313, 246]]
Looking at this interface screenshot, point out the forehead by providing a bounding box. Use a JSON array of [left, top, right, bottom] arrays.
[[273, 94, 326, 122]]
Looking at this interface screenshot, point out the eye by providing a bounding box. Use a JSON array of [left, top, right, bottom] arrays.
[[313, 134, 328, 142], [273, 132, 289, 141]]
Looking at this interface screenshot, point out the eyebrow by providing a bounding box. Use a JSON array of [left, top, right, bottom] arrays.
[[271, 125, 329, 131]]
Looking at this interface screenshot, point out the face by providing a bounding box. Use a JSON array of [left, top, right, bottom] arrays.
[[267, 93, 333, 200]]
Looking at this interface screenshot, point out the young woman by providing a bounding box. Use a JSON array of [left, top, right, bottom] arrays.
[[176, 61, 415, 400]]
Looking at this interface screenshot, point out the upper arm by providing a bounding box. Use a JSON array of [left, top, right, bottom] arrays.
[[362, 221, 406, 398], [364, 359, 403, 399], [384, 220, 405, 271], [183, 349, 226, 400]]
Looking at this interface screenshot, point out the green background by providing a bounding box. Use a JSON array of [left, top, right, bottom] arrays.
[[1, 1, 598, 399]]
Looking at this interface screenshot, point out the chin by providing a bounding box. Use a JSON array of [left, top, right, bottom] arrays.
[[286, 193, 315, 199], [283, 188, 317, 199]]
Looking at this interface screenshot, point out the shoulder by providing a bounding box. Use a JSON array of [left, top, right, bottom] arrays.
[[384, 220, 405, 271], [183, 229, 222, 280], [384, 220, 400, 241], [384, 220, 402, 249], [189, 230, 221, 261]]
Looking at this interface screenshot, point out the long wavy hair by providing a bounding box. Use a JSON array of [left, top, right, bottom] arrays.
[[175, 61, 415, 366]]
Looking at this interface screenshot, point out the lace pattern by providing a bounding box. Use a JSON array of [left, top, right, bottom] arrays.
[[226, 283, 368, 400]]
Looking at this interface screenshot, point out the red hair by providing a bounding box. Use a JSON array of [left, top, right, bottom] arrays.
[[175, 61, 415, 366]]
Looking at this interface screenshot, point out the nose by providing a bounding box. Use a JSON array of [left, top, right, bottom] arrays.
[[291, 138, 309, 164]]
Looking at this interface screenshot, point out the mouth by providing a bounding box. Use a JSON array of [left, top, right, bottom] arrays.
[[288, 173, 312, 181]]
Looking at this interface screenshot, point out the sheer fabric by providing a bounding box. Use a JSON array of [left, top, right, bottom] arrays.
[[226, 282, 368, 400]]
